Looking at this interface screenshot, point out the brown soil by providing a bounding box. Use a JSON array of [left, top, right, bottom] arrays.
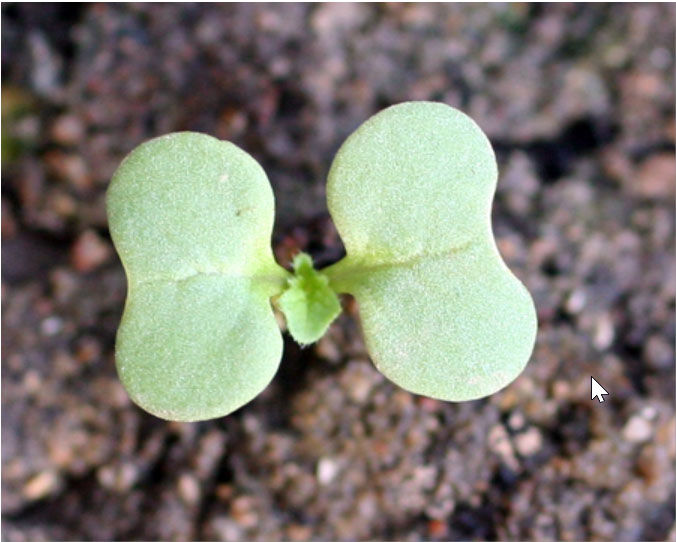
[[2, 4, 675, 541]]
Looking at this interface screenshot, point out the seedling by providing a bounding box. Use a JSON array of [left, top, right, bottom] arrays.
[[107, 102, 537, 421]]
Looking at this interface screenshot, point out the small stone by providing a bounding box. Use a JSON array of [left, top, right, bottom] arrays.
[[97, 462, 138, 492], [71, 230, 112, 272], [22, 370, 42, 394], [97, 378, 130, 409], [50, 192, 77, 217], [117, 463, 138, 491], [622, 415, 653, 444], [4, 459, 27, 480], [552, 380, 572, 400], [178, 473, 200, 505], [230, 496, 258, 528], [514, 427, 543, 456], [215, 484, 234, 501], [41, 316, 63, 336], [311, 3, 369, 36], [418, 396, 441, 413], [51, 114, 85, 145], [315, 334, 341, 363], [629, 72, 663, 98], [640, 405, 657, 421], [48, 439, 74, 468], [488, 424, 518, 470], [634, 154, 676, 199], [23, 470, 60, 500], [566, 288, 587, 313], [601, 147, 634, 183], [286, 524, 312, 542], [644, 335, 673, 370], [317, 457, 339, 485], [97, 466, 116, 489], [50, 268, 79, 302], [194, 430, 227, 479], [508, 411, 526, 431], [593, 313, 615, 350], [75, 335, 102, 364], [497, 388, 520, 411], [496, 236, 519, 262], [45, 151, 91, 190], [345, 369, 374, 402], [210, 518, 243, 542], [54, 350, 78, 377], [427, 519, 449, 538]]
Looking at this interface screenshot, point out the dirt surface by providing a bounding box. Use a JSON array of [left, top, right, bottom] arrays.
[[2, 4, 675, 541]]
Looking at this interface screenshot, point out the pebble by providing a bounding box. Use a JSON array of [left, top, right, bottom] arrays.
[[194, 430, 227, 479], [75, 336, 102, 364], [311, 3, 369, 37], [316, 334, 341, 363], [210, 517, 243, 542], [3, 4, 676, 541], [427, 519, 449, 538], [317, 457, 339, 485], [622, 415, 653, 444], [45, 151, 91, 191], [345, 368, 374, 402], [22, 370, 42, 394], [23, 470, 60, 500], [593, 313, 615, 350], [28, 32, 61, 96], [97, 462, 138, 492], [566, 288, 587, 313], [634, 154, 676, 199], [215, 484, 234, 501], [50, 114, 85, 145], [230, 496, 258, 528], [71, 230, 112, 272], [514, 428, 543, 456], [508, 411, 526, 431], [286, 524, 313, 541], [96, 378, 130, 409], [40, 316, 63, 336], [178, 473, 200, 506], [50, 268, 79, 302], [488, 424, 519, 470], [643, 335, 673, 370], [552, 380, 572, 400]]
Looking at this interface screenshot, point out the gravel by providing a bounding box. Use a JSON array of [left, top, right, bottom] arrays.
[[2, 4, 675, 541]]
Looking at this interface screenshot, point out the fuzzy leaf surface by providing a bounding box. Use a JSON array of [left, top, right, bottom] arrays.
[[324, 102, 537, 400], [107, 132, 288, 421]]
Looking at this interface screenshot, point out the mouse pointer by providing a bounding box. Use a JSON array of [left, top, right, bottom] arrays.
[[591, 377, 609, 403]]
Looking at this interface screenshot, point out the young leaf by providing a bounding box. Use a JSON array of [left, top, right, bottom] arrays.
[[324, 102, 537, 401], [107, 132, 289, 421], [277, 252, 341, 345]]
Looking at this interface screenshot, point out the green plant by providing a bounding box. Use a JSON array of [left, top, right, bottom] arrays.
[[107, 101, 537, 421]]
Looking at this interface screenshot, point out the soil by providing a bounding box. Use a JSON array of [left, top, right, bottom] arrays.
[[2, 4, 675, 541]]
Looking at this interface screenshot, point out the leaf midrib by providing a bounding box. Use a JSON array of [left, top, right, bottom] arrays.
[[129, 269, 288, 289], [324, 240, 475, 291]]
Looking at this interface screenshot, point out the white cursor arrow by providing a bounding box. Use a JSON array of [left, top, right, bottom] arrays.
[[591, 377, 609, 403]]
